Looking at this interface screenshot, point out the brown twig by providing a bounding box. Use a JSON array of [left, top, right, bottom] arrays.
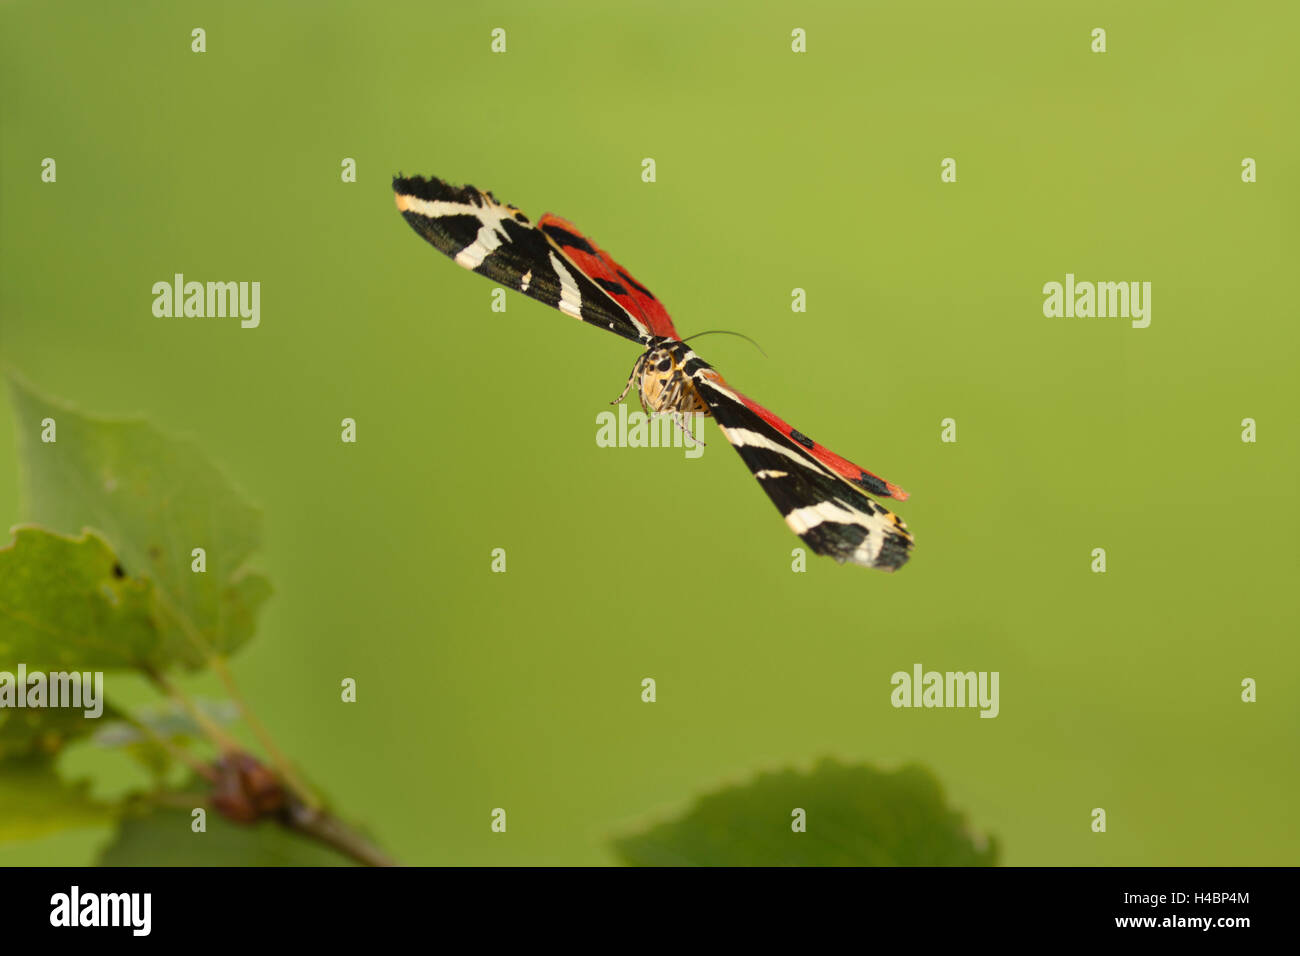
[[281, 800, 397, 867]]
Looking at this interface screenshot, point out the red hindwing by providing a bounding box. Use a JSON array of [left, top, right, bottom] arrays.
[[722, 377, 908, 501], [538, 213, 681, 341]]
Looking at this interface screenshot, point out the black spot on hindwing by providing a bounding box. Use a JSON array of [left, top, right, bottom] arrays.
[[855, 472, 891, 497], [541, 223, 597, 254], [616, 269, 656, 300]]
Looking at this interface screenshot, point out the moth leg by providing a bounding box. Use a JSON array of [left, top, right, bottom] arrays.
[[673, 410, 706, 447], [610, 353, 647, 406]]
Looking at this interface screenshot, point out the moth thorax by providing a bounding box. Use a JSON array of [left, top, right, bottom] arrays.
[[637, 347, 710, 418]]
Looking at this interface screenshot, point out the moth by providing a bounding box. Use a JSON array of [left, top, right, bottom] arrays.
[[393, 176, 914, 570]]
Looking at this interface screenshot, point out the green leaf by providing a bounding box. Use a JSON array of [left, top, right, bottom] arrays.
[[0, 693, 127, 761], [6, 374, 271, 667], [611, 759, 999, 866], [0, 755, 114, 842], [0, 706, 103, 760], [0, 527, 163, 671], [98, 804, 356, 866]]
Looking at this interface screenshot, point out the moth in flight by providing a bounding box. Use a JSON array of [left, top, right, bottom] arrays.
[[393, 176, 914, 570]]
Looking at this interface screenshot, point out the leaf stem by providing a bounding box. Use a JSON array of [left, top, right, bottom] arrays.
[[150, 588, 321, 811], [115, 705, 218, 783], [144, 667, 242, 755], [208, 654, 321, 811]]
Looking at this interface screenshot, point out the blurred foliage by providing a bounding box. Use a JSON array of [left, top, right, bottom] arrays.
[[0, 374, 368, 865], [613, 759, 997, 866]]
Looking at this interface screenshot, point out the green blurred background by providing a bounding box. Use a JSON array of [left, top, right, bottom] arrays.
[[1, 0, 1296, 865]]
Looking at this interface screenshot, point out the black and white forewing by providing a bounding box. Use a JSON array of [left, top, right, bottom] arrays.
[[694, 377, 914, 570], [393, 175, 650, 344]]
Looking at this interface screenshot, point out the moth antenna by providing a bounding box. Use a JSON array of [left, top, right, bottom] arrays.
[[680, 329, 767, 358]]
